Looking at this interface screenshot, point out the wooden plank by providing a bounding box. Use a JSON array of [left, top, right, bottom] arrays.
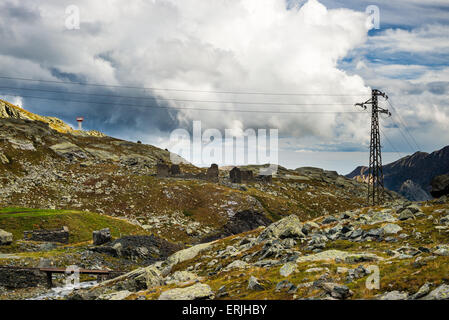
[[39, 268, 113, 274]]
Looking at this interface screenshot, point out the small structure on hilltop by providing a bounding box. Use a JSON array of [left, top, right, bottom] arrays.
[[156, 163, 182, 178], [230, 167, 242, 183], [156, 163, 170, 177], [76, 117, 84, 130], [241, 170, 253, 182], [206, 164, 219, 182], [169, 164, 181, 176], [230, 167, 272, 184], [256, 175, 273, 184], [23, 227, 69, 244]]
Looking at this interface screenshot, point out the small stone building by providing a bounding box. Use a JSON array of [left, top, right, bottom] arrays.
[[156, 163, 170, 177], [23, 226, 69, 244], [206, 164, 219, 182], [169, 164, 181, 176], [230, 167, 242, 183]]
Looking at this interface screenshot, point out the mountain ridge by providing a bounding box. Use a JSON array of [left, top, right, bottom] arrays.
[[0, 98, 105, 137], [347, 146, 449, 200]]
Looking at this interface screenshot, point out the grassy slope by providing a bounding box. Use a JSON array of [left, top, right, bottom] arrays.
[[0, 207, 146, 244]]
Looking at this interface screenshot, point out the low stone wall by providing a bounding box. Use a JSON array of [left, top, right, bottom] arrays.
[[23, 226, 69, 244], [0, 267, 47, 289]]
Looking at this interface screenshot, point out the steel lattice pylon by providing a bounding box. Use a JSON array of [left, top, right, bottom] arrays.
[[356, 89, 391, 206]]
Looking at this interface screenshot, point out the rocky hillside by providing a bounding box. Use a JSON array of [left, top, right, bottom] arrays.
[[0, 99, 104, 137], [67, 196, 449, 300], [347, 146, 449, 201], [0, 98, 398, 247]]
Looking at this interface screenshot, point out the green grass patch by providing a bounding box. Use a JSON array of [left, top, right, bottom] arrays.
[[0, 207, 146, 244]]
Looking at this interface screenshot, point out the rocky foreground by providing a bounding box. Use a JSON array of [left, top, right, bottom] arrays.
[[67, 197, 449, 300]]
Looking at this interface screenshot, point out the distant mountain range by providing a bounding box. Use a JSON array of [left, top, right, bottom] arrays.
[[346, 146, 449, 201]]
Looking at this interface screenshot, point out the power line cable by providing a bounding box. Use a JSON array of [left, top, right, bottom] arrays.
[[0, 93, 367, 115], [0, 75, 370, 97], [387, 98, 422, 151], [378, 99, 416, 153], [379, 127, 403, 159], [0, 86, 358, 107]]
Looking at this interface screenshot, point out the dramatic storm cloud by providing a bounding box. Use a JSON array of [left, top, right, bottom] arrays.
[[0, 0, 448, 173]]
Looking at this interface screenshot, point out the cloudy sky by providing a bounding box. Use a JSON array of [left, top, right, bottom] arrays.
[[1, 0, 448, 174]]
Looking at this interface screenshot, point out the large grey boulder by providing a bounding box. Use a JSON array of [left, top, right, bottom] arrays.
[[93, 228, 111, 245], [279, 262, 297, 277], [50, 142, 88, 160], [257, 215, 305, 242], [378, 291, 408, 300], [98, 290, 132, 300], [0, 229, 13, 245], [165, 241, 215, 269], [421, 284, 449, 300], [381, 223, 403, 235], [247, 276, 265, 291], [158, 283, 214, 300], [296, 250, 381, 263], [321, 283, 352, 300], [431, 174, 449, 198]]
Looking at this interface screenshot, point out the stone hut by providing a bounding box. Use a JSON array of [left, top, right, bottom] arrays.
[[206, 164, 219, 182], [241, 170, 253, 182], [256, 175, 272, 184], [230, 167, 242, 183], [169, 164, 181, 176], [156, 163, 170, 177]]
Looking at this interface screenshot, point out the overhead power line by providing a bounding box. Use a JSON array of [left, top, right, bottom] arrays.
[[0, 86, 359, 107], [0, 92, 367, 115], [386, 98, 422, 151], [379, 127, 403, 159], [0, 75, 370, 97]]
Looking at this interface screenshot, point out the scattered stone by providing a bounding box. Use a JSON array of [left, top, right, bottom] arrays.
[[320, 283, 352, 300], [223, 260, 250, 272], [440, 215, 449, 225], [98, 290, 132, 300], [296, 250, 381, 263], [216, 285, 229, 298], [247, 276, 264, 291], [257, 215, 304, 242], [410, 283, 432, 300], [165, 271, 199, 285], [378, 291, 408, 300], [279, 262, 297, 277], [322, 216, 338, 225], [337, 267, 348, 274], [0, 229, 13, 245], [421, 284, 449, 300], [399, 209, 415, 221], [305, 267, 326, 273], [434, 245, 449, 256], [275, 280, 297, 293], [381, 223, 403, 235], [158, 283, 214, 300], [430, 174, 449, 198], [93, 228, 111, 245]]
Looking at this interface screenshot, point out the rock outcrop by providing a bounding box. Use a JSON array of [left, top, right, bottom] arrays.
[[0, 229, 13, 245], [93, 228, 111, 245], [430, 174, 449, 198]]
